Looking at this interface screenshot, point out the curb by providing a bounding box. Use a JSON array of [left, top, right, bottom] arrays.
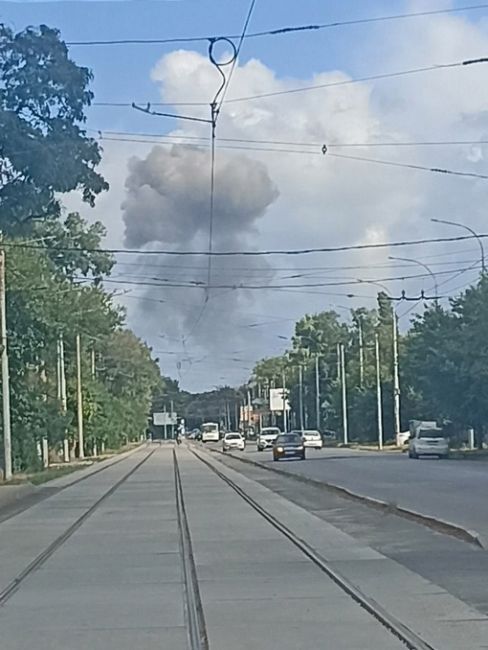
[[207, 446, 487, 550]]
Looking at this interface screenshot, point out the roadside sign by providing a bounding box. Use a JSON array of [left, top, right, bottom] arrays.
[[269, 388, 290, 412], [153, 412, 177, 426]]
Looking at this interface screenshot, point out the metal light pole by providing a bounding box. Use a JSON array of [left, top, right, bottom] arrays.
[[340, 343, 348, 445], [315, 355, 320, 431], [375, 333, 384, 450], [431, 217, 486, 274], [392, 313, 401, 444], [0, 250, 12, 480], [389, 255, 438, 302]]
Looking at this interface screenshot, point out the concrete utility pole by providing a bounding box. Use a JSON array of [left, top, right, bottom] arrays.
[[170, 399, 174, 439], [281, 370, 288, 433], [0, 250, 12, 481], [375, 333, 384, 450], [58, 334, 69, 462], [90, 348, 96, 379], [298, 364, 304, 431], [315, 355, 320, 431], [76, 333, 85, 459], [340, 343, 348, 445], [358, 318, 364, 389], [392, 313, 401, 444], [163, 403, 168, 440]]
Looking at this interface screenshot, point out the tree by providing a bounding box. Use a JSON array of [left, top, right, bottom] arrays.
[[0, 24, 107, 233]]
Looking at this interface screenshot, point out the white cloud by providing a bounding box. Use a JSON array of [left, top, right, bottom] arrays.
[[69, 8, 488, 390]]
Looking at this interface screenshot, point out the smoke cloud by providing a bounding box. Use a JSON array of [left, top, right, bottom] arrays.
[[121, 144, 279, 356]]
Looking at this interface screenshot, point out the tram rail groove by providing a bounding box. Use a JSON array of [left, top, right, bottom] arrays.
[[0, 448, 155, 607], [191, 447, 438, 650], [173, 449, 209, 650]]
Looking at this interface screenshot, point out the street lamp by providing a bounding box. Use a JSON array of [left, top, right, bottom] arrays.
[[431, 218, 486, 274], [389, 255, 438, 302]]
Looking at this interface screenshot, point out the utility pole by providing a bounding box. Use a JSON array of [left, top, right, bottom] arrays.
[[163, 403, 167, 440], [91, 347, 96, 379], [358, 318, 364, 389], [392, 312, 401, 444], [247, 389, 252, 433], [58, 334, 69, 462], [0, 249, 12, 481], [340, 343, 348, 444], [375, 333, 383, 450], [336, 342, 341, 380], [76, 333, 84, 459], [298, 364, 304, 431], [282, 370, 288, 433], [170, 399, 174, 439], [315, 355, 320, 431]]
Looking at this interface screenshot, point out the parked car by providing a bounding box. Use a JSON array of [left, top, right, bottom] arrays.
[[222, 432, 245, 452], [301, 429, 323, 449], [408, 427, 449, 459], [272, 433, 306, 461], [257, 427, 281, 451]]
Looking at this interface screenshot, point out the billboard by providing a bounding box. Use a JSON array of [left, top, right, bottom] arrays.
[[153, 412, 177, 426], [269, 388, 290, 412]]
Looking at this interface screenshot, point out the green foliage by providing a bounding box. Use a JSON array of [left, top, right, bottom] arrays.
[[0, 24, 107, 233]]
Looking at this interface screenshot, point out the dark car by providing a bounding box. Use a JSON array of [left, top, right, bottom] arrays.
[[272, 433, 305, 461]]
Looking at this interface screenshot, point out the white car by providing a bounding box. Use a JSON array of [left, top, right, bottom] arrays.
[[257, 427, 281, 451], [408, 428, 449, 459], [222, 432, 245, 452], [301, 430, 323, 449]]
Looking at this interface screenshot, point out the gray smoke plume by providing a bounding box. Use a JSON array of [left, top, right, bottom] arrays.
[[121, 145, 279, 367]]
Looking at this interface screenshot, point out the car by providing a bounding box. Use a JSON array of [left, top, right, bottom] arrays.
[[256, 427, 281, 451], [408, 427, 449, 459], [272, 433, 306, 461], [301, 429, 323, 449], [222, 432, 246, 452]]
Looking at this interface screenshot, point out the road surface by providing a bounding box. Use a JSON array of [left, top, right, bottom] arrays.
[[1, 443, 488, 649], [239, 445, 488, 542]]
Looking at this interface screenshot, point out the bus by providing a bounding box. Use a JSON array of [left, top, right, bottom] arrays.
[[201, 422, 220, 443]]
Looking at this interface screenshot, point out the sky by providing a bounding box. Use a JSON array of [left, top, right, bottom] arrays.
[[1, 0, 488, 391]]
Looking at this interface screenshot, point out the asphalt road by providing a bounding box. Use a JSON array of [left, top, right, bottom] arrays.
[[236, 445, 488, 543]]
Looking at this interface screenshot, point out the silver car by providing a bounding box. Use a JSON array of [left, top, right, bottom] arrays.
[[408, 428, 449, 459]]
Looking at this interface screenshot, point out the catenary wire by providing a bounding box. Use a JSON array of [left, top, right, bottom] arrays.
[[7, 233, 488, 258], [93, 56, 488, 107], [68, 4, 488, 46], [95, 134, 488, 180]]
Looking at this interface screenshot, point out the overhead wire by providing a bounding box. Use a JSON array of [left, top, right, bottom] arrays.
[[93, 56, 488, 108], [95, 133, 488, 181], [7, 232, 488, 257], [68, 4, 488, 46], [91, 128, 488, 149]]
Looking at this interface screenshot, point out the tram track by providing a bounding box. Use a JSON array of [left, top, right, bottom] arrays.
[[190, 446, 438, 650]]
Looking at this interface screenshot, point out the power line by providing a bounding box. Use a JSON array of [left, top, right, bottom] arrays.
[[7, 233, 488, 258], [91, 57, 488, 108], [326, 151, 488, 180], [96, 134, 488, 180], [92, 128, 488, 149], [67, 4, 488, 46], [225, 57, 488, 104]]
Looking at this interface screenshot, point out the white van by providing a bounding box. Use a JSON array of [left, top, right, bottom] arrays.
[[408, 427, 449, 459]]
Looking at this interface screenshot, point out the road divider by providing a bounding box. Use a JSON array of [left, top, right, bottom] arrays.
[[204, 445, 488, 550]]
